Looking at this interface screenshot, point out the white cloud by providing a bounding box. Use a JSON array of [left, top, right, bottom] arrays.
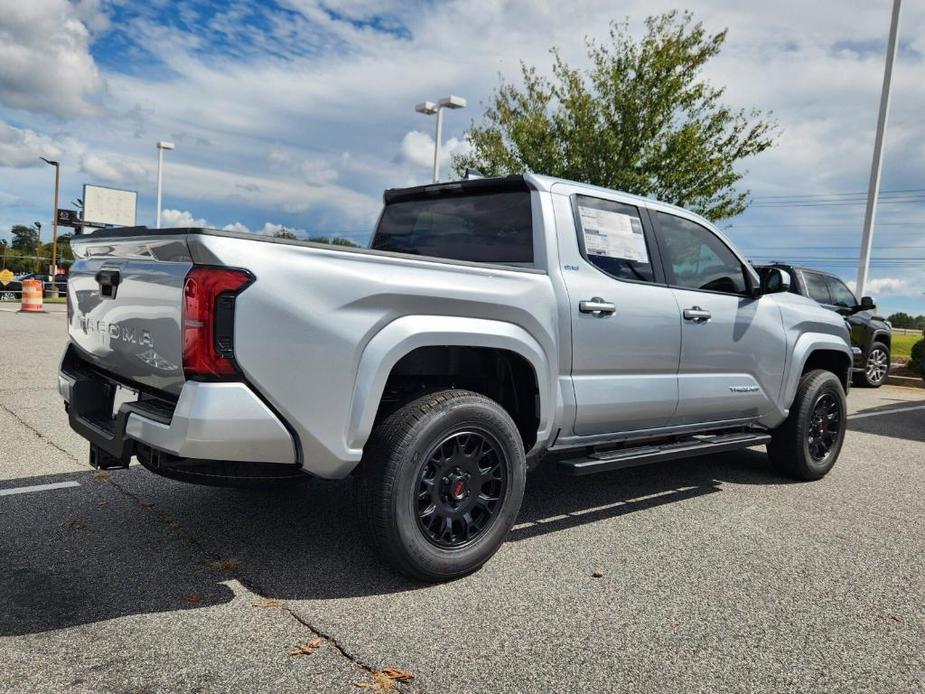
[[160, 209, 209, 228], [221, 222, 251, 233], [0, 0, 104, 117], [847, 277, 915, 297], [79, 153, 150, 186], [0, 121, 79, 168], [398, 130, 469, 172], [268, 149, 340, 184]]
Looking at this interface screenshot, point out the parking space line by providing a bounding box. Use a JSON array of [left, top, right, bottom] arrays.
[[0, 481, 81, 496], [848, 404, 925, 420]]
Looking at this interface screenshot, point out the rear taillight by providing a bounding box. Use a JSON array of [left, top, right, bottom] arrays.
[[182, 266, 253, 379]]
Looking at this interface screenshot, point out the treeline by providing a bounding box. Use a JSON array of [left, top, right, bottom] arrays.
[[887, 312, 925, 330], [1, 225, 74, 273]]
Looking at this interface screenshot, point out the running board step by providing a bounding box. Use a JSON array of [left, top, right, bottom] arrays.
[[558, 432, 772, 476]]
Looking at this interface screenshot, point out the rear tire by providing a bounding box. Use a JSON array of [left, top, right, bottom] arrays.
[[768, 369, 846, 481], [356, 389, 526, 582], [853, 341, 890, 388]]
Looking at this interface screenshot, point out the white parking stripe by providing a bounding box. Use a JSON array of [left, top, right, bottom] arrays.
[[0, 481, 81, 496], [848, 404, 925, 420]]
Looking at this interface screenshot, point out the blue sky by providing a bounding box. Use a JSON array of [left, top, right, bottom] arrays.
[[1, 0, 924, 315]]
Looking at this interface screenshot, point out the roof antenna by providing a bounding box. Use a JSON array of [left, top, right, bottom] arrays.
[[464, 168, 484, 180]]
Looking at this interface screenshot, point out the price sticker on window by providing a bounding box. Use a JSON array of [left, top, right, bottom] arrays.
[[578, 206, 649, 263]]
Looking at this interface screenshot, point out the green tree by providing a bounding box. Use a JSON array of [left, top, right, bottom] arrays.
[[10, 224, 40, 252], [272, 228, 297, 240], [454, 11, 777, 221], [887, 312, 914, 329]]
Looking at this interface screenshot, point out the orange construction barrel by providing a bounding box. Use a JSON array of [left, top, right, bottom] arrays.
[[18, 279, 45, 313]]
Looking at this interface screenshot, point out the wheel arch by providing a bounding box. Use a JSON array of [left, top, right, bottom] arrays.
[[871, 331, 891, 350], [347, 315, 556, 456], [783, 333, 852, 409]]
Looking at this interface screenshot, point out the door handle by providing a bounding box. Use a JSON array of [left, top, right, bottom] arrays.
[[683, 306, 711, 322], [579, 298, 616, 316]]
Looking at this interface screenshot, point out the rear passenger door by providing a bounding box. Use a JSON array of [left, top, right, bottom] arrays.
[[652, 211, 786, 426]]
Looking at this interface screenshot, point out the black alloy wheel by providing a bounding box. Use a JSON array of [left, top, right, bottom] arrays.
[[415, 430, 507, 548], [807, 392, 842, 463]]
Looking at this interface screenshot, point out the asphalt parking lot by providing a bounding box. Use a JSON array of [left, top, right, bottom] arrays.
[[1, 306, 923, 693]]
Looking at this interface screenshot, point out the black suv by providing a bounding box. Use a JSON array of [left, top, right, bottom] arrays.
[[757, 264, 892, 388]]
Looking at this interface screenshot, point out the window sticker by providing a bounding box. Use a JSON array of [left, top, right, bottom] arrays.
[[578, 206, 649, 263]]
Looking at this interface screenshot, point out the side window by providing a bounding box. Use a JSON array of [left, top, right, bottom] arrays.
[[802, 272, 832, 304], [574, 196, 655, 283], [825, 276, 857, 308], [655, 212, 748, 295]]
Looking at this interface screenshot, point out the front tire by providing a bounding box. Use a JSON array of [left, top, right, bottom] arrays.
[[853, 341, 890, 388], [768, 369, 847, 480], [356, 389, 526, 582]]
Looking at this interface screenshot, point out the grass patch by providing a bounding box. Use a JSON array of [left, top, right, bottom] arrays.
[[892, 333, 922, 361], [44, 297, 67, 303]]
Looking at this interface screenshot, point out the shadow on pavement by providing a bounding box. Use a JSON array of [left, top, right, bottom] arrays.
[[848, 398, 925, 443], [1, 446, 789, 637], [0, 470, 237, 638]]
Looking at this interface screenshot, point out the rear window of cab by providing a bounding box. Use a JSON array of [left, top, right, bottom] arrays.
[[371, 189, 533, 265]]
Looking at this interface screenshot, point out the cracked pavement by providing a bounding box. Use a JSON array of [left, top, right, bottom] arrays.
[[1, 306, 923, 692]]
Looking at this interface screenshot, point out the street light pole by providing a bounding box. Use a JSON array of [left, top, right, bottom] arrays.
[[433, 106, 444, 183], [415, 96, 466, 183], [155, 141, 175, 228], [856, 0, 902, 299], [40, 157, 60, 278]]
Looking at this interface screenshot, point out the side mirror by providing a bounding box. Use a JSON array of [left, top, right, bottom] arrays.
[[760, 267, 791, 295], [859, 296, 875, 311]]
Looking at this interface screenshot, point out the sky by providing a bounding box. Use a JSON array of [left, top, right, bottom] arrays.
[[1, 0, 924, 315]]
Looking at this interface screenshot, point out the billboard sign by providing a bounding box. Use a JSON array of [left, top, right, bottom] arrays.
[[83, 184, 137, 228]]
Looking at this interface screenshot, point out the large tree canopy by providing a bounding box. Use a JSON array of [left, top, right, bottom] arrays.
[[10, 224, 40, 252], [453, 11, 777, 221]]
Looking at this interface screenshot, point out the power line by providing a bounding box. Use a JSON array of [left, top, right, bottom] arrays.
[[750, 187, 925, 201], [727, 222, 925, 228], [749, 198, 925, 208]]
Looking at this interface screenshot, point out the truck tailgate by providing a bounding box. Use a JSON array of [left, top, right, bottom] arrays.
[[67, 236, 192, 396]]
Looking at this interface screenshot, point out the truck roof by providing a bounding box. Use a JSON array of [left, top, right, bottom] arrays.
[[383, 173, 715, 229]]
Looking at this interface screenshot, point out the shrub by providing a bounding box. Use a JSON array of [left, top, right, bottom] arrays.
[[909, 339, 925, 375]]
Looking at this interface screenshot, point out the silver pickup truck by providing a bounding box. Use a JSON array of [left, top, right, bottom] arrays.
[[59, 174, 852, 581]]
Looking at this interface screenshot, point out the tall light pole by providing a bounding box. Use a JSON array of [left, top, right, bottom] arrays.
[[39, 157, 60, 281], [415, 95, 466, 182], [155, 141, 175, 228], [856, 0, 902, 299]]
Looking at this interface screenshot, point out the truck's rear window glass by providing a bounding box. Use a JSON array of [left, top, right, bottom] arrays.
[[371, 191, 533, 264]]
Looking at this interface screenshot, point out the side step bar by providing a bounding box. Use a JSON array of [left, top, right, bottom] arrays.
[[558, 431, 771, 476]]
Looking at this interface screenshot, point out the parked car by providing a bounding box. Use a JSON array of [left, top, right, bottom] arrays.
[[0, 279, 21, 302], [59, 174, 852, 581], [756, 264, 892, 388], [15, 273, 68, 298]]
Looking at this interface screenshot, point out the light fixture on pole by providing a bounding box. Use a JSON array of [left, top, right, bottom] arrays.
[[40, 157, 60, 286], [856, 0, 902, 298], [155, 141, 175, 228], [415, 95, 466, 183]]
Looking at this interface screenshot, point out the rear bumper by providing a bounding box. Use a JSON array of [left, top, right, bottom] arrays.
[[59, 348, 296, 466]]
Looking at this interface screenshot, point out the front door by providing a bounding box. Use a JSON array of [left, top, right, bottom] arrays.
[[651, 211, 786, 426], [554, 191, 681, 435]]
